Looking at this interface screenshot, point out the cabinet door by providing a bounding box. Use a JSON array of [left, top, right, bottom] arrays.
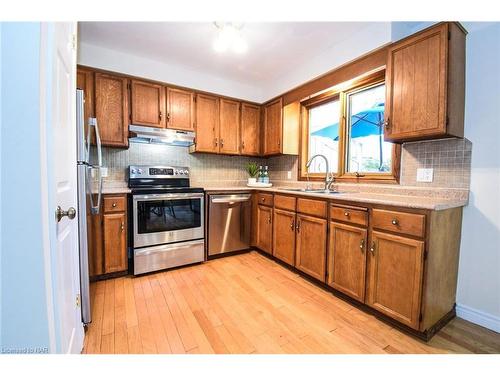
[[240, 103, 260, 155], [77, 68, 94, 121], [295, 214, 327, 282], [103, 212, 127, 274], [167, 87, 194, 131], [256, 205, 273, 254], [366, 231, 424, 329], [130, 80, 166, 128], [263, 98, 282, 155], [328, 222, 367, 302], [273, 209, 296, 266], [195, 94, 219, 153], [219, 98, 240, 154], [95, 73, 129, 147], [385, 23, 448, 141]]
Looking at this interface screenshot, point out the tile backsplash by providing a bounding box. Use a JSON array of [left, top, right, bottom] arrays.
[[101, 137, 472, 190]]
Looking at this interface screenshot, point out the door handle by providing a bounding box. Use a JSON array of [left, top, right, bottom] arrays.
[[120, 222, 125, 232], [296, 220, 300, 233], [360, 238, 365, 251], [56, 206, 76, 222], [369, 241, 376, 255], [290, 219, 294, 231]]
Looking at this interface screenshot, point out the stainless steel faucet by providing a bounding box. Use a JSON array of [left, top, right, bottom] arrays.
[[306, 154, 335, 192]]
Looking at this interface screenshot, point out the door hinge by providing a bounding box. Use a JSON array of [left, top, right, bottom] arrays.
[[71, 34, 77, 51], [76, 293, 81, 308]]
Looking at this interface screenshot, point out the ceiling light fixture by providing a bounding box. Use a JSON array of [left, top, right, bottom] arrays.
[[213, 22, 248, 54]]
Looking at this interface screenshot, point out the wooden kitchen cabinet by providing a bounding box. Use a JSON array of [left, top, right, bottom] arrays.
[[273, 208, 296, 266], [385, 22, 466, 142], [88, 194, 128, 278], [263, 98, 283, 155], [366, 231, 424, 330], [167, 87, 195, 131], [240, 103, 261, 155], [295, 214, 327, 282], [193, 93, 219, 153], [76, 68, 94, 121], [130, 79, 166, 128], [219, 98, 240, 154], [95, 72, 129, 147], [256, 204, 273, 254], [328, 222, 367, 302]]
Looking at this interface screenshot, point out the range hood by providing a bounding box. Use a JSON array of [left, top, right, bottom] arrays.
[[129, 125, 195, 147]]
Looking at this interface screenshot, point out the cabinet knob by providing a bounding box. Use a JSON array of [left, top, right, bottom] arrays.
[[167, 112, 171, 121], [384, 117, 390, 129], [290, 219, 294, 231], [360, 238, 365, 251], [268, 215, 272, 224], [120, 222, 124, 231], [220, 139, 224, 147], [112, 202, 117, 208], [214, 138, 218, 147], [391, 218, 399, 226], [369, 241, 376, 255], [344, 211, 350, 217], [296, 220, 301, 233]]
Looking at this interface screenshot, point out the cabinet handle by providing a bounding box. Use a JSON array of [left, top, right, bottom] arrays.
[[391, 218, 399, 226], [360, 238, 365, 251], [268, 214, 272, 224], [241, 141, 245, 149], [220, 139, 224, 147], [369, 241, 376, 255], [384, 117, 390, 129], [120, 222, 124, 232], [277, 139, 281, 147], [290, 219, 295, 231], [296, 220, 300, 233], [344, 211, 350, 217], [167, 112, 171, 122], [159, 111, 162, 121], [214, 138, 218, 147], [112, 202, 117, 208]]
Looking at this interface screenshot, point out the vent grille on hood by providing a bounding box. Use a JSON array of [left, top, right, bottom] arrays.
[[129, 125, 195, 147]]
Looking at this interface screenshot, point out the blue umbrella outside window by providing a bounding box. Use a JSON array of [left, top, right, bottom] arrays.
[[311, 103, 385, 170]]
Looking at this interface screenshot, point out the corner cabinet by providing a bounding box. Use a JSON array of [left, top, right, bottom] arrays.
[[94, 72, 129, 147], [384, 22, 466, 142]]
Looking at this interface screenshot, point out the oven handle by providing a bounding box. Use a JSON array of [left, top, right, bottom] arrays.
[[133, 192, 204, 201]]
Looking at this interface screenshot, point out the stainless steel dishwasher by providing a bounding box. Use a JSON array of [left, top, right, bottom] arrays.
[[208, 193, 252, 257]]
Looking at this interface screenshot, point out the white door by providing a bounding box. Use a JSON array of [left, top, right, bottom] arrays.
[[46, 22, 84, 354]]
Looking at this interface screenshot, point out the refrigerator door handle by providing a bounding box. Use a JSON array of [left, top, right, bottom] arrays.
[[86, 166, 102, 215], [86, 117, 102, 167]]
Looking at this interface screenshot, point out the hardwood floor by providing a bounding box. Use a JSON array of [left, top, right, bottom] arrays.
[[83, 251, 500, 354]]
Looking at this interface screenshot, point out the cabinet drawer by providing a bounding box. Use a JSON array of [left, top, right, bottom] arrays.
[[297, 198, 327, 218], [330, 205, 368, 227], [103, 195, 127, 213], [372, 209, 425, 238], [257, 192, 273, 207], [274, 194, 296, 211]]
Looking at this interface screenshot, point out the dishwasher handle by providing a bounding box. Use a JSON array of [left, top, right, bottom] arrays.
[[211, 194, 251, 204]]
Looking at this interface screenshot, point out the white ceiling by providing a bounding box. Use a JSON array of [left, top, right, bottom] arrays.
[[79, 22, 392, 102]]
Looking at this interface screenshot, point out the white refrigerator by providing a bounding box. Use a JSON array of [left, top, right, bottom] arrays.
[[76, 89, 103, 325]]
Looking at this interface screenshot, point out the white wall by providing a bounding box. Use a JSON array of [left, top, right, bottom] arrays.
[[78, 42, 265, 102], [392, 22, 500, 332]]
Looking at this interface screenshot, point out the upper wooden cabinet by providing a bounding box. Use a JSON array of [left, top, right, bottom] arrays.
[[167, 87, 195, 131], [240, 103, 261, 155], [130, 80, 166, 128], [219, 98, 240, 154], [76, 68, 94, 121], [385, 22, 466, 142], [263, 98, 283, 155], [194, 94, 219, 153]]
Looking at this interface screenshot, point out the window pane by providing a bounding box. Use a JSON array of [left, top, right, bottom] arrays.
[[346, 83, 392, 173], [308, 99, 340, 174]]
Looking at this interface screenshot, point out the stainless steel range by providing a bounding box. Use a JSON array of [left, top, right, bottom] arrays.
[[129, 165, 204, 275]]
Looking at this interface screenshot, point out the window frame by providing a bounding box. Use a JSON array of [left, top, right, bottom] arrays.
[[299, 71, 401, 184]]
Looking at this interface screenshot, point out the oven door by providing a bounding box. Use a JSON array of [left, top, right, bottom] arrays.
[[133, 192, 204, 248]]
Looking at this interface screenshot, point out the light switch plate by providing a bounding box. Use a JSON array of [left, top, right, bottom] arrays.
[[287, 171, 292, 179], [416, 168, 433, 182]]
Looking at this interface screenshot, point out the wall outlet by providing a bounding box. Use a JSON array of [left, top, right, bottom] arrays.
[[416, 168, 433, 182], [287, 171, 292, 179]]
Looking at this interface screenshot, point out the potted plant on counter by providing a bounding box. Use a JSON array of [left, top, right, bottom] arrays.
[[245, 162, 259, 185]]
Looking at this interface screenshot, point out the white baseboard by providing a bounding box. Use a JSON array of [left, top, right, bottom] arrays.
[[456, 303, 500, 333]]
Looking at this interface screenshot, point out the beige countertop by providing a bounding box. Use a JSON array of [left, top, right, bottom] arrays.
[[200, 186, 468, 211], [99, 181, 468, 211]]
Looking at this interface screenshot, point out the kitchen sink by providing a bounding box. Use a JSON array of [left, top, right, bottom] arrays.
[[278, 188, 343, 194]]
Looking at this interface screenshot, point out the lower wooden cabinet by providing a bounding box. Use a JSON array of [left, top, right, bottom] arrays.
[[103, 211, 127, 274], [272, 208, 296, 266], [295, 214, 327, 282], [366, 231, 425, 330], [327, 222, 367, 302], [256, 204, 273, 254], [89, 194, 128, 278]]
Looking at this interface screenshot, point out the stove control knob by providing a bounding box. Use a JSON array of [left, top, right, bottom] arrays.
[[174, 170, 179, 175], [184, 170, 189, 175], [179, 170, 185, 175], [137, 169, 143, 175], [131, 168, 137, 174]]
